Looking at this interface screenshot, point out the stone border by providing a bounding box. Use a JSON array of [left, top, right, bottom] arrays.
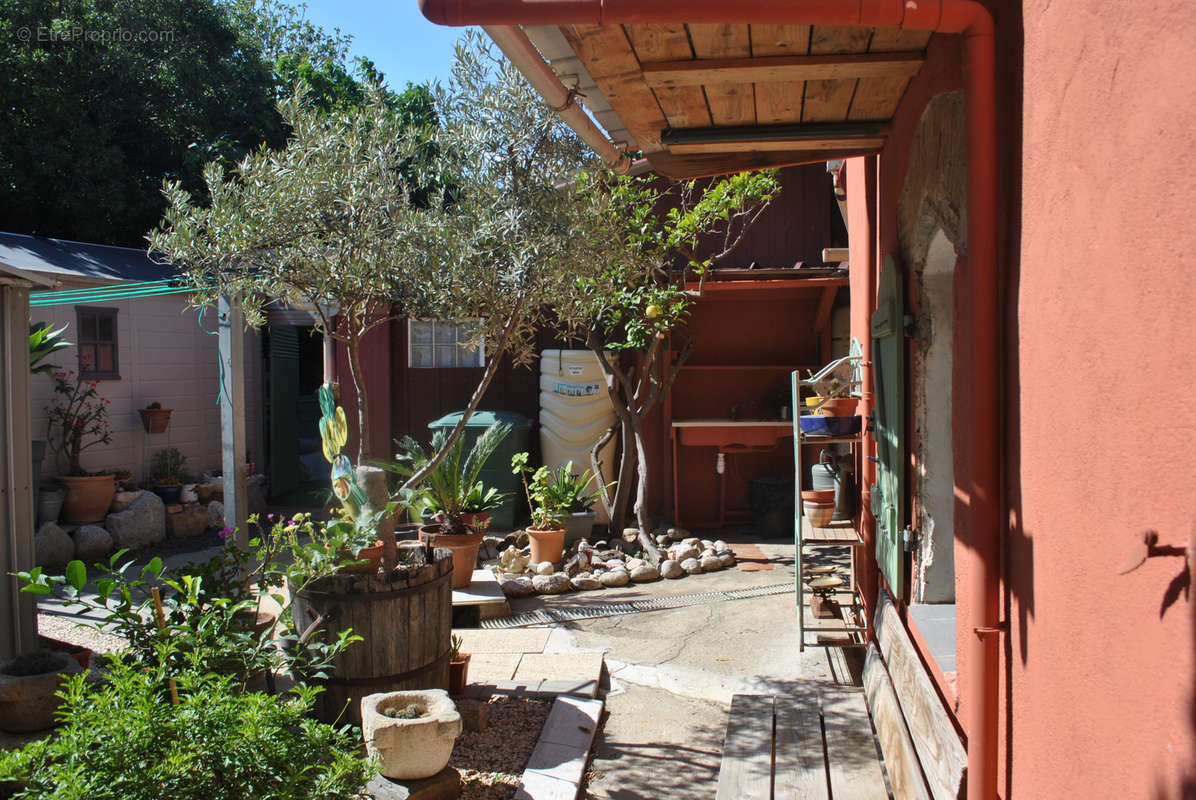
[[514, 695, 604, 800]]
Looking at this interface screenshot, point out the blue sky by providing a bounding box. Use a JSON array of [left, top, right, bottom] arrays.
[[293, 0, 473, 89]]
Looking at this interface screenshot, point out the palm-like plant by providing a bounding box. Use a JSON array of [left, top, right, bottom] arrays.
[[29, 322, 71, 376], [386, 422, 511, 535]]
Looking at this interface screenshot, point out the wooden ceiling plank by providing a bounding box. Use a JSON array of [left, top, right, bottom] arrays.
[[849, 29, 933, 121], [643, 52, 925, 88], [562, 24, 669, 152], [647, 147, 878, 179], [668, 136, 885, 154], [803, 25, 874, 122], [689, 24, 756, 126], [624, 23, 712, 130], [751, 24, 811, 124]]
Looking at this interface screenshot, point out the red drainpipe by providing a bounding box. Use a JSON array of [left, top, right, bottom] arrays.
[[420, 2, 1001, 796]]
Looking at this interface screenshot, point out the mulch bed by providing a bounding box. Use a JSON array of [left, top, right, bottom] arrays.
[[452, 696, 552, 800]]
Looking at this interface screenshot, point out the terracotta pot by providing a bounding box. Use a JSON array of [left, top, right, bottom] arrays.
[[233, 608, 278, 638], [139, 407, 172, 434], [527, 526, 566, 565], [419, 525, 483, 589], [459, 511, 491, 530], [342, 540, 385, 574], [448, 653, 471, 695], [803, 500, 835, 528], [801, 489, 835, 504], [58, 474, 116, 524], [818, 397, 859, 417]]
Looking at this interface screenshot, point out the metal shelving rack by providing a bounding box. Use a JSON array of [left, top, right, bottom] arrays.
[[791, 344, 867, 651]]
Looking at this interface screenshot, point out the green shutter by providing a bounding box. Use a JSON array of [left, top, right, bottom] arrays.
[[870, 255, 905, 596], [268, 325, 302, 498]]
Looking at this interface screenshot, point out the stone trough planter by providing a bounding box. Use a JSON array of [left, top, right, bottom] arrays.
[[0, 650, 83, 732], [362, 689, 463, 780]]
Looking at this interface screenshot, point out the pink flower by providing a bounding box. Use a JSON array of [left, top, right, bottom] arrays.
[[218, 527, 234, 539]]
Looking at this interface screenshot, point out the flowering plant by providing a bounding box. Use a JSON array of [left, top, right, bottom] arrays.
[[45, 367, 112, 475]]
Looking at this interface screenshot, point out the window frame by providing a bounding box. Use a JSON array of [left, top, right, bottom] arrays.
[[75, 306, 120, 380], [406, 319, 486, 369]]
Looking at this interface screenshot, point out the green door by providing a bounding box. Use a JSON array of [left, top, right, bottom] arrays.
[[268, 325, 302, 499], [871, 256, 905, 596]]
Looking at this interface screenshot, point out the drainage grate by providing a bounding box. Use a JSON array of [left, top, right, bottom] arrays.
[[481, 582, 792, 629]]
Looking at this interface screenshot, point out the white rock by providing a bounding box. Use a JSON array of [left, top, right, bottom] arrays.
[[625, 557, 646, 571], [670, 546, 700, 563], [700, 554, 723, 572], [621, 527, 640, 543], [501, 576, 535, 598], [109, 490, 144, 513], [713, 540, 730, 554], [630, 564, 660, 582], [105, 492, 165, 550], [681, 537, 701, 550], [180, 484, 198, 504], [681, 557, 703, 575], [534, 561, 555, 575], [660, 559, 685, 579], [599, 569, 630, 588], [207, 500, 226, 528], [73, 524, 113, 561], [532, 572, 572, 594], [700, 548, 717, 560], [570, 574, 602, 591], [667, 527, 689, 542], [720, 552, 737, 568], [605, 558, 625, 570], [701, 539, 715, 551], [34, 523, 74, 570]]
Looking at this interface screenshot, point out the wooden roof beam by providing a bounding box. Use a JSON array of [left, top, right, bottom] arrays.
[[661, 121, 886, 154], [642, 52, 924, 89]]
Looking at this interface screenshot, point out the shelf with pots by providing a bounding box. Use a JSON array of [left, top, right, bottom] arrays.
[[791, 343, 867, 652]]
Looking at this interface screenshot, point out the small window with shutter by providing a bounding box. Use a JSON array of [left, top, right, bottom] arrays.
[[76, 307, 120, 379]]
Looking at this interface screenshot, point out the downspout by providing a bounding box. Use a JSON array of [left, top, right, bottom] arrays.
[[482, 25, 632, 175], [422, 2, 1001, 796]]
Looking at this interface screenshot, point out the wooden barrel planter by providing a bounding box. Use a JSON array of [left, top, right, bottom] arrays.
[[290, 547, 454, 725]]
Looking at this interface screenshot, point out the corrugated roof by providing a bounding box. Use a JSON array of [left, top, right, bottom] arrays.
[[0, 232, 176, 285]]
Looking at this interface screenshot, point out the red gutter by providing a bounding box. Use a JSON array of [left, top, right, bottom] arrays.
[[420, 2, 1002, 796]]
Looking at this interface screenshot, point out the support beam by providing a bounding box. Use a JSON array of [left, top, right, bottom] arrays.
[[661, 123, 886, 154], [0, 282, 37, 660], [643, 52, 924, 89], [218, 295, 249, 547], [822, 247, 850, 263], [668, 137, 886, 154]]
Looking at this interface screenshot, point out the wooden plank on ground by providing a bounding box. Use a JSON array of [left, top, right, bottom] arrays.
[[624, 23, 712, 130], [875, 589, 966, 800], [715, 694, 775, 800], [803, 26, 873, 122], [863, 644, 932, 800], [850, 28, 933, 120], [820, 687, 889, 800], [688, 24, 755, 125], [750, 24, 810, 123], [774, 691, 829, 799]]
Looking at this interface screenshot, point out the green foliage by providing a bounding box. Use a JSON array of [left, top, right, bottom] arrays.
[[540, 461, 609, 514], [450, 634, 464, 661], [28, 322, 70, 377], [149, 447, 188, 485], [511, 452, 577, 530], [387, 422, 512, 534], [0, 659, 375, 800]]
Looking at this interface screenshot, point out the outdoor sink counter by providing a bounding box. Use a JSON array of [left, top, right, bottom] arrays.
[[671, 418, 794, 449]]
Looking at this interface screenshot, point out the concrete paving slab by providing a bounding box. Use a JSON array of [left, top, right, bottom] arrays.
[[513, 770, 577, 800], [514, 652, 605, 685], [468, 652, 523, 682], [452, 570, 510, 620], [452, 627, 551, 654]]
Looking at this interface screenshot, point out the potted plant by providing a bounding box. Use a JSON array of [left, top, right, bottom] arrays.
[[0, 648, 83, 732], [361, 689, 462, 780], [139, 401, 173, 434], [149, 447, 188, 504], [511, 451, 569, 565], [388, 422, 511, 589], [44, 368, 114, 524], [543, 460, 608, 548], [29, 322, 70, 521], [448, 634, 470, 695]]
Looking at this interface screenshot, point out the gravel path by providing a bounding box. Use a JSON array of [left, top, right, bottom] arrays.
[[453, 696, 551, 800]]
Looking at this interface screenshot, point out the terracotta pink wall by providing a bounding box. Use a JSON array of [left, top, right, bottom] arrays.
[[1011, 0, 1196, 796]]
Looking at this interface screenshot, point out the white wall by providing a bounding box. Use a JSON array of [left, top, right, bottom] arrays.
[[30, 292, 264, 484]]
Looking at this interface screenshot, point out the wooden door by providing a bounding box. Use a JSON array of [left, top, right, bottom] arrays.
[[268, 325, 302, 499]]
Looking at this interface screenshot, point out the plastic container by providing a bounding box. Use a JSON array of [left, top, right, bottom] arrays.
[[426, 410, 532, 533], [539, 350, 616, 523]]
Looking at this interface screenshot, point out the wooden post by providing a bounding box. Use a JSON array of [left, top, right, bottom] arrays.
[[218, 295, 249, 548], [0, 280, 38, 660]]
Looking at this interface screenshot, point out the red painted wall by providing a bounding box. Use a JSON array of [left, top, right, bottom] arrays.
[[1010, 1, 1196, 796], [852, 3, 1196, 796]]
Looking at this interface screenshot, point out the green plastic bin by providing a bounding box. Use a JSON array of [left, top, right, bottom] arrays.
[[427, 410, 532, 533]]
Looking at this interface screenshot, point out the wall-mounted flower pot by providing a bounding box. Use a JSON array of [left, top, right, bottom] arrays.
[[139, 408, 173, 434], [59, 474, 116, 524]]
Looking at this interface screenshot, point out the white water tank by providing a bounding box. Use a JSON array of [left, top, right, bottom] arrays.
[[539, 349, 617, 523]]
